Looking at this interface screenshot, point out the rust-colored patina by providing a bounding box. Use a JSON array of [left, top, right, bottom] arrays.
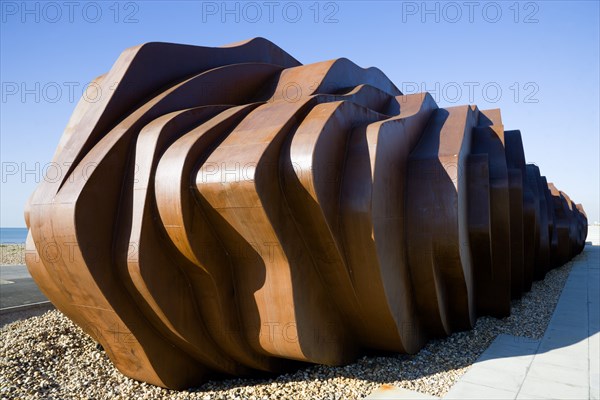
[[25, 38, 588, 389]]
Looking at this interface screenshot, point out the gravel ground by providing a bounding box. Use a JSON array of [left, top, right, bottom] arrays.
[[0, 305, 54, 328], [0, 251, 582, 400], [0, 244, 25, 265]]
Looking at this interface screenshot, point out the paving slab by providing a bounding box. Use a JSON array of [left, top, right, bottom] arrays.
[[444, 334, 538, 399], [517, 376, 588, 399], [364, 384, 439, 399], [444, 235, 599, 400], [445, 380, 518, 399]]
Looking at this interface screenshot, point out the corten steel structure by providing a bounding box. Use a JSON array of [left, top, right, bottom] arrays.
[[25, 38, 588, 389]]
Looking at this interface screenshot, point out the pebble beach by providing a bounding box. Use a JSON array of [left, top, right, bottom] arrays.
[[0, 244, 25, 265], [0, 243, 580, 400]]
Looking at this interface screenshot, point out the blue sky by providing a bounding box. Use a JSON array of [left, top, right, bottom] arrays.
[[1, 0, 599, 226]]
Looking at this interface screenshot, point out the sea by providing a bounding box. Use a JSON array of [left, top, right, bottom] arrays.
[[0, 227, 28, 244]]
